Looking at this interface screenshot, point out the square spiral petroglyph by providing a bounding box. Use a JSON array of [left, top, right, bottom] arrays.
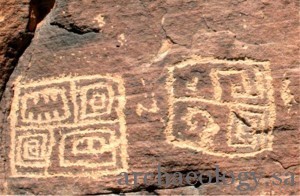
[[165, 56, 276, 158], [59, 128, 119, 168], [9, 75, 128, 178], [15, 129, 54, 168]]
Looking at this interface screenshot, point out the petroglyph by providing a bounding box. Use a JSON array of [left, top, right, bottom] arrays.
[[72, 136, 107, 155], [181, 107, 220, 149], [94, 14, 105, 28], [165, 55, 276, 158], [117, 34, 126, 46], [9, 74, 128, 178], [186, 77, 199, 92], [15, 129, 54, 168], [136, 93, 160, 116], [280, 77, 296, 112], [59, 129, 118, 168], [77, 81, 115, 121], [20, 87, 71, 124]]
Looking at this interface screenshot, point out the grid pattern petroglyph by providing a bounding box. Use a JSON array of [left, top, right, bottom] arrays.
[[9, 75, 128, 178]]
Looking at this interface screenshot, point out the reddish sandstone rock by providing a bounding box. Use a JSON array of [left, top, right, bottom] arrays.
[[0, 0, 299, 195], [0, 0, 31, 99]]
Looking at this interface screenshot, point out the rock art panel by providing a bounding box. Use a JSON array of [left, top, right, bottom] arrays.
[[0, 0, 299, 194], [165, 55, 276, 158], [9, 74, 128, 178]]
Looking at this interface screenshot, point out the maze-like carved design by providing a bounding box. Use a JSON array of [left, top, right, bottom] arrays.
[[165, 55, 276, 158], [9, 75, 128, 178]]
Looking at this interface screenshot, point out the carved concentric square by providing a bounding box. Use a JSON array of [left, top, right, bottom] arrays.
[[9, 74, 128, 178], [15, 129, 54, 168]]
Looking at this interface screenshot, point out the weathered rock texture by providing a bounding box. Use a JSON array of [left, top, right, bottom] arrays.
[[0, 0, 32, 100], [0, 0, 55, 99], [0, 0, 299, 195]]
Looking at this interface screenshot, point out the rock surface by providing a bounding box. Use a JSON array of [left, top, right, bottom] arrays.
[[0, 0, 299, 195], [0, 0, 31, 99]]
